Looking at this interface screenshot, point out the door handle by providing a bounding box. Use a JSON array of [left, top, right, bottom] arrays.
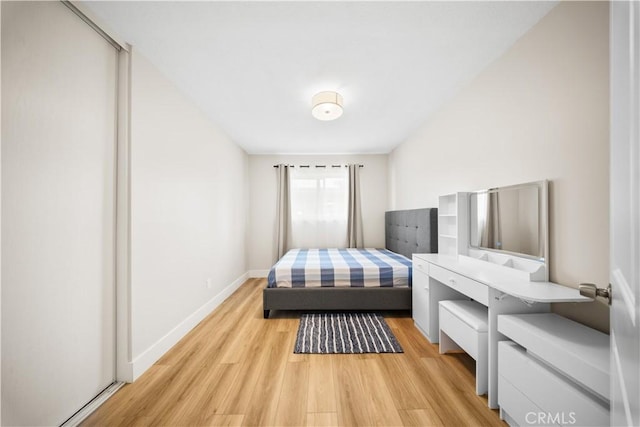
[[579, 283, 612, 305]]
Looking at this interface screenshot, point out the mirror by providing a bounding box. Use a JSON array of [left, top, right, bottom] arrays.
[[469, 181, 547, 261]]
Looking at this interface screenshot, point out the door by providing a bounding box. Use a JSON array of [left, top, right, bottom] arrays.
[[610, 1, 640, 426], [412, 259, 431, 339], [1, 2, 118, 425]]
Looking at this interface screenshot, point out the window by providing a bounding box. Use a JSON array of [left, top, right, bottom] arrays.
[[289, 167, 348, 248]]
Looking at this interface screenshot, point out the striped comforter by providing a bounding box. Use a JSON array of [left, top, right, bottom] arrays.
[[267, 248, 412, 288]]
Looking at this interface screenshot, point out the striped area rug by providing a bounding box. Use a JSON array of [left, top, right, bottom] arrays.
[[294, 313, 403, 354]]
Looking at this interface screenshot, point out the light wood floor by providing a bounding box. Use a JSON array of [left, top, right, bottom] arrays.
[[83, 278, 505, 426]]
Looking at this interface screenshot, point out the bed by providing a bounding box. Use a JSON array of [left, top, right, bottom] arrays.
[[263, 208, 437, 318]]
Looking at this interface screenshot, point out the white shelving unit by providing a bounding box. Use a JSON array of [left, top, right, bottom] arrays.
[[437, 193, 468, 256]]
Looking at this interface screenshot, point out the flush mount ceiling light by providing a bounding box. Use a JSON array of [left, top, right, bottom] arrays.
[[311, 91, 344, 121]]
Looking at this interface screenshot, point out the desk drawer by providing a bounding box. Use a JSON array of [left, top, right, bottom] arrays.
[[429, 264, 489, 305], [413, 258, 429, 276]]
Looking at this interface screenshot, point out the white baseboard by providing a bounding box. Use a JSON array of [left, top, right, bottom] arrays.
[[129, 271, 249, 380], [249, 269, 269, 278]]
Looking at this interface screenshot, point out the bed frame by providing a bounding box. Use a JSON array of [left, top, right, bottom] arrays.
[[263, 208, 438, 318]]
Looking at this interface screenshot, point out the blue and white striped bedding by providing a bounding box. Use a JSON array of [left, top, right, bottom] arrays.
[[267, 248, 412, 288]]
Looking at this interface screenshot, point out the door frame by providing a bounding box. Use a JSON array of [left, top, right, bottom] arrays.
[[115, 42, 133, 383]]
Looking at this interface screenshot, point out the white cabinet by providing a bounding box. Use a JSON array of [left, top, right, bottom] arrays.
[[437, 193, 468, 256], [412, 256, 430, 339], [498, 314, 609, 426]]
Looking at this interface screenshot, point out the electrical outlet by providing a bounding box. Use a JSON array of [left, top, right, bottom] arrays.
[[206, 278, 212, 289]]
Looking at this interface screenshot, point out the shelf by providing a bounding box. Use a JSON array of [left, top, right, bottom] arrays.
[[438, 194, 457, 217], [438, 192, 469, 257], [438, 234, 457, 239]]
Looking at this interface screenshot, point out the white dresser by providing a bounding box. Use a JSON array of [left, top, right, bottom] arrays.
[[498, 313, 609, 427]]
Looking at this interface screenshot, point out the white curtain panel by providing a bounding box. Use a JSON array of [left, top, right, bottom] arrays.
[[347, 164, 364, 248], [275, 164, 292, 259], [290, 167, 348, 248]]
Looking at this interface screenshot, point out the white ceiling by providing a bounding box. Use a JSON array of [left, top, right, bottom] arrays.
[[85, 1, 557, 154]]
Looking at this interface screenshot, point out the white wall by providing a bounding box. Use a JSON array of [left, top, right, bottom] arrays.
[[388, 2, 609, 332], [248, 154, 388, 273], [129, 50, 249, 376]]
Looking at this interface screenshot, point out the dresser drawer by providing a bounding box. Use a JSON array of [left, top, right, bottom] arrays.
[[499, 374, 547, 427], [498, 313, 609, 400], [498, 341, 609, 427], [429, 264, 489, 305]]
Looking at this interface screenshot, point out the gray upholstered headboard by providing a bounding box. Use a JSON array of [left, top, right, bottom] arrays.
[[385, 208, 438, 259]]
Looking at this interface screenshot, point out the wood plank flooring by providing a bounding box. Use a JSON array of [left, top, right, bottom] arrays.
[[83, 279, 505, 426]]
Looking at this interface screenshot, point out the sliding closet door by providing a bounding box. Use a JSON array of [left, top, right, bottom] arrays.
[[2, 2, 117, 425]]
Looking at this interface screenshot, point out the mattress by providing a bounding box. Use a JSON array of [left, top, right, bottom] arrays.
[[267, 248, 412, 288]]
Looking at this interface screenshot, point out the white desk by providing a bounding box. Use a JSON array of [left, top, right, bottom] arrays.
[[412, 253, 591, 409]]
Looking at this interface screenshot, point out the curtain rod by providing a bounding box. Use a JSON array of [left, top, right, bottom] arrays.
[[272, 164, 364, 168]]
